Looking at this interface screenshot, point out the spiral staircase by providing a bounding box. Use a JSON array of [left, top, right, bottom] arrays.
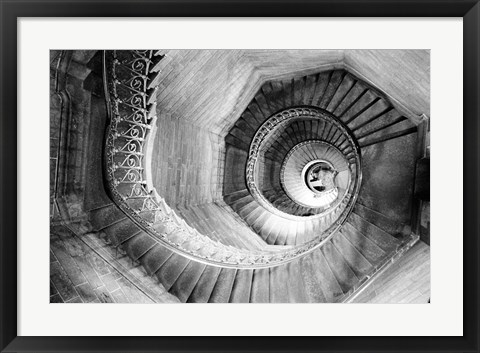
[[50, 50, 430, 303]]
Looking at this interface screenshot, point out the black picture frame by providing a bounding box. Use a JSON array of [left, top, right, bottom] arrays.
[[1, 1, 478, 352]]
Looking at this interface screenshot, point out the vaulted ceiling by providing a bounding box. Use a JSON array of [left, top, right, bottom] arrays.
[[152, 49, 429, 136]]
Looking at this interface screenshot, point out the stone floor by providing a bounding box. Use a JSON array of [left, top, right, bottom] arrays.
[[50, 225, 178, 303], [351, 240, 430, 303]]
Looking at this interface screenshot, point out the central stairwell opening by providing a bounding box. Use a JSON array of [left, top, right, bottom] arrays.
[[50, 50, 430, 304]]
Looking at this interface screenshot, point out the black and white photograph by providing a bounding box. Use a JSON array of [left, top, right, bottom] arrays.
[[49, 49, 430, 304]]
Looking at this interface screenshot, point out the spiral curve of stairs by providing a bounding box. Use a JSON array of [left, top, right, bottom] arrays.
[[53, 50, 427, 303]]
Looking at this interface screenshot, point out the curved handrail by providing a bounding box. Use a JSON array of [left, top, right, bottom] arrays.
[[102, 50, 362, 269], [246, 106, 362, 222]]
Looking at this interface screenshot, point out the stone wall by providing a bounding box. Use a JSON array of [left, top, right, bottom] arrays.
[[49, 51, 179, 304], [151, 114, 223, 207]]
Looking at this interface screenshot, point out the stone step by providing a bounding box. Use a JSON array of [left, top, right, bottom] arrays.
[[254, 90, 275, 119], [250, 268, 270, 303], [299, 254, 328, 303], [122, 232, 157, 262], [209, 268, 237, 303], [347, 99, 391, 132], [155, 253, 190, 291], [169, 261, 207, 302], [340, 89, 379, 124], [230, 194, 255, 212], [140, 244, 174, 276], [352, 241, 430, 303], [286, 262, 309, 303], [321, 241, 359, 294], [260, 80, 284, 113], [302, 74, 318, 106], [244, 204, 267, 225], [348, 212, 400, 252], [251, 211, 274, 236], [234, 118, 257, 139], [276, 220, 295, 246], [340, 224, 386, 264], [269, 264, 289, 302], [353, 203, 409, 238], [238, 200, 260, 219], [241, 109, 264, 131], [358, 119, 417, 148], [292, 76, 306, 106], [239, 111, 262, 132], [332, 80, 366, 118], [187, 265, 222, 303], [326, 73, 357, 113], [311, 71, 332, 106], [265, 219, 283, 244], [89, 204, 125, 231], [319, 70, 347, 109], [229, 269, 254, 303], [225, 134, 249, 151], [332, 231, 374, 279], [353, 109, 404, 140], [102, 218, 141, 247], [246, 98, 269, 126], [294, 221, 306, 245], [223, 189, 250, 204], [310, 247, 344, 302]]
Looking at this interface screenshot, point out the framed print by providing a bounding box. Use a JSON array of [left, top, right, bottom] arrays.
[[1, 0, 479, 352]]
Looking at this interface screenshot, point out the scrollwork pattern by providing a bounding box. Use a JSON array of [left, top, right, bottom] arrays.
[[246, 107, 362, 222], [103, 50, 362, 269]]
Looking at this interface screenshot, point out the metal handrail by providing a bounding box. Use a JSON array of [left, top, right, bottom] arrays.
[[102, 50, 362, 269]]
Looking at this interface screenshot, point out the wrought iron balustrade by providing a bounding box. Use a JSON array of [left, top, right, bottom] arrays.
[[103, 50, 362, 269]]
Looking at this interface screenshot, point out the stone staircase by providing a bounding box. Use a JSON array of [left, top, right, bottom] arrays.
[[175, 202, 269, 251], [87, 200, 413, 302], [349, 239, 430, 303], [51, 50, 428, 304], [224, 69, 418, 248]]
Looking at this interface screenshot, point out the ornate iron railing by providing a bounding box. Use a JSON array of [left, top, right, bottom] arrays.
[[246, 106, 362, 223], [103, 50, 361, 269]]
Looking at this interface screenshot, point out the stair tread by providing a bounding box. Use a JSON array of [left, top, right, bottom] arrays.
[[348, 99, 391, 131], [187, 265, 222, 303], [340, 224, 386, 264], [332, 232, 374, 278], [319, 70, 345, 109], [269, 265, 289, 303], [250, 268, 270, 303], [321, 241, 359, 294], [311, 248, 344, 302], [169, 261, 207, 302], [341, 89, 378, 124], [123, 233, 157, 261], [333, 80, 367, 117], [156, 253, 191, 291], [353, 109, 404, 139], [293, 76, 306, 106], [140, 243, 174, 276], [209, 268, 237, 303], [89, 204, 125, 231], [348, 213, 400, 252], [286, 262, 309, 303], [303, 74, 318, 105], [300, 255, 328, 303], [353, 203, 408, 238], [311, 71, 332, 106], [229, 269, 254, 303], [326, 73, 356, 113], [105, 219, 142, 246]]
